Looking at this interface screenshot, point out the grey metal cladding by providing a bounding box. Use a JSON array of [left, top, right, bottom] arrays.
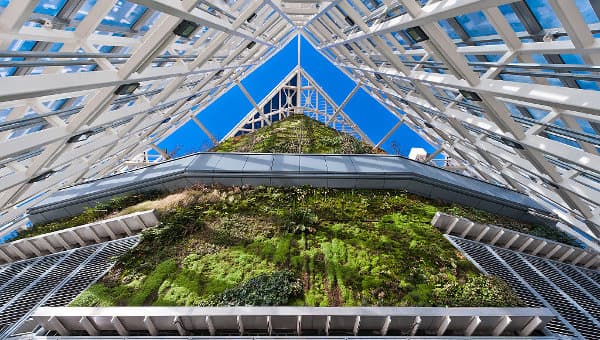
[[27, 153, 551, 225]]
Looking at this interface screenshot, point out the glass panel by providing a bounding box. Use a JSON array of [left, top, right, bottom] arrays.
[[454, 11, 497, 37], [499, 4, 526, 31], [102, 2, 147, 27], [574, 0, 599, 24], [33, 0, 68, 16], [525, 0, 561, 29]]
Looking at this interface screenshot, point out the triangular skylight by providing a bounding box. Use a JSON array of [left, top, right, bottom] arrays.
[[223, 66, 373, 144], [155, 35, 433, 159]]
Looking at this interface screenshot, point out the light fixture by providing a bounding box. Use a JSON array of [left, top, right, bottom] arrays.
[[405, 26, 429, 43], [28, 170, 56, 184], [114, 83, 140, 95], [246, 41, 256, 49], [66, 130, 94, 144], [344, 16, 355, 26], [173, 20, 198, 38], [459, 89, 482, 102], [246, 12, 257, 23], [500, 136, 524, 150]]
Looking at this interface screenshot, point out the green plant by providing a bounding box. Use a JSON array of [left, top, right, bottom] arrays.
[[282, 207, 319, 234], [211, 115, 383, 154], [118, 207, 205, 272], [69, 185, 538, 308], [431, 275, 523, 307], [204, 270, 302, 306]]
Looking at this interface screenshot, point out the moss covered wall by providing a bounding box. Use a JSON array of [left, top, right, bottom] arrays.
[[213, 115, 383, 154], [70, 186, 525, 308], [25, 115, 575, 308]]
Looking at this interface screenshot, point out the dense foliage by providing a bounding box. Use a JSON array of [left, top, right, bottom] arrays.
[[205, 270, 302, 306], [71, 185, 523, 308], [431, 275, 522, 307], [212, 115, 382, 154]]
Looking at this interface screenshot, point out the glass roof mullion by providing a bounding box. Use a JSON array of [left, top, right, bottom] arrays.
[[510, 0, 581, 89]]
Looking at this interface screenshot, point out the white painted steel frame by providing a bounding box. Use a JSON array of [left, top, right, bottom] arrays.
[[30, 306, 554, 337], [0, 0, 297, 236], [0, 209, 158, 262], [301, 0, 600, 245], [224, 64, 373, 145]]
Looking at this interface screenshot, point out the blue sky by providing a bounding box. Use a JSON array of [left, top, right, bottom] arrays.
[[156, 34, 433, 157]]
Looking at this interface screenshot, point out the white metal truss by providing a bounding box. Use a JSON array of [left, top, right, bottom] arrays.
[[0, 0, 600, 248], [0, 0, 297, 236], [299, 0, 600, 246], [224, 64, 373, 144]]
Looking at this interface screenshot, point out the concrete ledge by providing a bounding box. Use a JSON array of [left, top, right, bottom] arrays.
[[27, 153, 552, 227]]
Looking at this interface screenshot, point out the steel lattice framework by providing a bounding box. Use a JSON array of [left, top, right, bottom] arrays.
[[0, 0, 599, 247], [224, 65, 373, 144]]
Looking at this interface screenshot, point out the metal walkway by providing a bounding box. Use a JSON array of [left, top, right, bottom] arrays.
[[0, 210, 157, 265], [0, 237, 139, 339], [432, 212, 600, 266]]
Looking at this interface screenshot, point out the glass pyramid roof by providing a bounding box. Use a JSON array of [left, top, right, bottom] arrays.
[[0, 0, 599, 248]]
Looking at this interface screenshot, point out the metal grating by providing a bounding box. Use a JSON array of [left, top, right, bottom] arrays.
[[0, 0, 599, 250], [449, 235, 600, 339], [0, 236, 139, 339], [447, 237, 573, 337], [42, 237, 139, 307]]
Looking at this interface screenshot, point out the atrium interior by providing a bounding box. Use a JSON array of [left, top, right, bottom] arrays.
[[1, 0, 600, 339]]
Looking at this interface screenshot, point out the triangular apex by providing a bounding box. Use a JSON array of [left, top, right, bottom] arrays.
[[222, 66, 374, 145]]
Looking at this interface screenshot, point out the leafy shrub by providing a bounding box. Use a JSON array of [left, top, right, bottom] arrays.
[[73, 186, 536, 308], [205, 270, 302, 306], [211, 115, 381, 154], [118, 207, 205, 271], [431, 275, 523, 307], [282, 207, 318, 234]]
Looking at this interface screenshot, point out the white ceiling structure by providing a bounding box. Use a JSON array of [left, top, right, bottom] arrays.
[[0, 0, 599, 247]]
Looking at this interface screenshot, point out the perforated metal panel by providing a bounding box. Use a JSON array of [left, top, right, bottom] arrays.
[[0, 236, 138, 338], [449, 235, 600, 339]]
